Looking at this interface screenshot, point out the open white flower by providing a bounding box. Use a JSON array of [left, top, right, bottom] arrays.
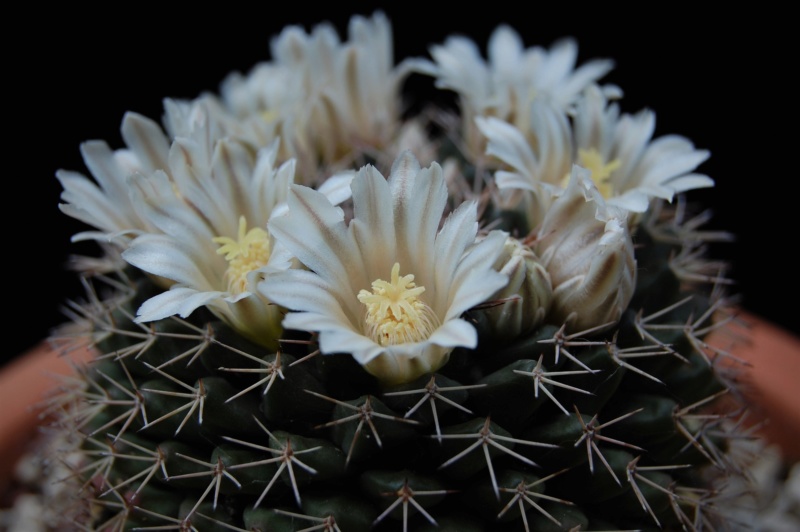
[[57, 99, 277, 247], [121, 137, 352, 349], [408, 25, 617, 159], [570, 85, 714, 214], [260, 151, 509, 385], [219, 11, 415, 180], [479, 84, 714, 228]]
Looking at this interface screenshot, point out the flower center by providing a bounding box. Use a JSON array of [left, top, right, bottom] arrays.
[[357, 262, 440, 346], [564, 148, 621, 198], [213, 216, 271, 294]]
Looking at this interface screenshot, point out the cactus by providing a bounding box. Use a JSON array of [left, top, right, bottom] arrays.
[[45, 12, 756, 532]]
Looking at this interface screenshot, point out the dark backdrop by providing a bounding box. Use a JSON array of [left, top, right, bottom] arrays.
[[6, 6, 792, 367]]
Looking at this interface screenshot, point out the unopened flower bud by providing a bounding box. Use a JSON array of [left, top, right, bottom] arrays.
[[536, 166, 636, 333], [479, 235, 553, 342]]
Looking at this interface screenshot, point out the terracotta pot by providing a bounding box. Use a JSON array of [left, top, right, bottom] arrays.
[[706, 311, 800, 461], [0, 343, 93, 498], [0, 312, 797, 501]]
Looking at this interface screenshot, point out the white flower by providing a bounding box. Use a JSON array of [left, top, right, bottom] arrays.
[[121, 137, 352, 349], [408, 25, 617, 159], [479, 84, 714, 228], [570, 85, 714, 214], [56, 98, 278, 246], [260, 151, 509, 385], [535, 166, 636, 333], [219, 11, 414, 180]]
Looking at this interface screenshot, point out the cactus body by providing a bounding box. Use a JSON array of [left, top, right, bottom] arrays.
[[47, 12, 751, 532], [50, 218, 749, 531]]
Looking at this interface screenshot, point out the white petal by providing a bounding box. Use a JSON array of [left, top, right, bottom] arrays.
[[260, 269, 356, 326], [269, 185, 360, 293], [560, 60, 615, 104], [538, 38, 579, 87], [209, 139, 257, 232], [444, 230, 510, 319], [445, 266, 509, 322], [607, 190, 651, 212], [494, 170, 537, 193], [388, 150, 422, 207], [401, 57, 439, 77], [80, 140, 131, 206], [123, 234, 216, 290], [135, 287, 224, 322], [488, 25, 523, 74], [317, 326, 383, 364], [433, 201, 479, 310], [129, 173, 219, 262], [393, 160, 447, 281], [666, 174, 715, 193], [254, 141, 293, 215], [476, 116, 537, 176], [428, 319, 478, 348], [317, 170, 355, 206], [120, 112, 170, 174], [350, 165, 396, 282], [529, 101, 572, 184], [57, 170, 132, 234], [640, 139, 710, 187]]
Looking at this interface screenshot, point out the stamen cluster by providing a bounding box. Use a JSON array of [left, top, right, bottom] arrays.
[[358, 263, 441, 346]]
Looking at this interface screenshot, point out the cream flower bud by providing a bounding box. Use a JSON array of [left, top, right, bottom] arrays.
[[478, 235, 553, 342], [536, 166, 636, 333]]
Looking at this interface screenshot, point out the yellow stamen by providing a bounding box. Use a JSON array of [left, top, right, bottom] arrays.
[[357, 263, 440, 346], [213, 216, 271, 294], [563, 148, 622, 198]]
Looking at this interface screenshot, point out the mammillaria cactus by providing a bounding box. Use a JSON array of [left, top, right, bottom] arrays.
[[44, 12, 757, 531]]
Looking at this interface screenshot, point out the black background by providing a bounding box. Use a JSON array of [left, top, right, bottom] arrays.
[[6, 5, 793, 367]]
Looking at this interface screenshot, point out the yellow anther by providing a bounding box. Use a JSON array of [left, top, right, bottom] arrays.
[[213, 216, 271, 294], [578, 148, 621, 198], [358, 263, 440, 346]]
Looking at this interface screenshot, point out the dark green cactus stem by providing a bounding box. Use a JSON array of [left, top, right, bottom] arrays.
[[49, 200, 749, 532]]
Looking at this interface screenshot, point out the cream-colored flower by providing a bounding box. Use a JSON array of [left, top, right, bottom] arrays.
[[408, 25, 617, 159], [535, 166, 636, 333], [570, 85, 714, 214], [57, 99, 275, 248], [121, 138, 351, 349], [479, 84, 714, 228], [260, 151, 509, 385], [219, 11, 414, 181]]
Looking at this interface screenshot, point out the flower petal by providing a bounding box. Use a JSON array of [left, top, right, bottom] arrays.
[[428, 318, 478, 348], [135, 287, 225, 323], [391, 154, 447, 282], [123, 234, 217, 291], [269, 184, 361, 294], [350, 165, 396, 282], [260, 269, 357, 326]]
